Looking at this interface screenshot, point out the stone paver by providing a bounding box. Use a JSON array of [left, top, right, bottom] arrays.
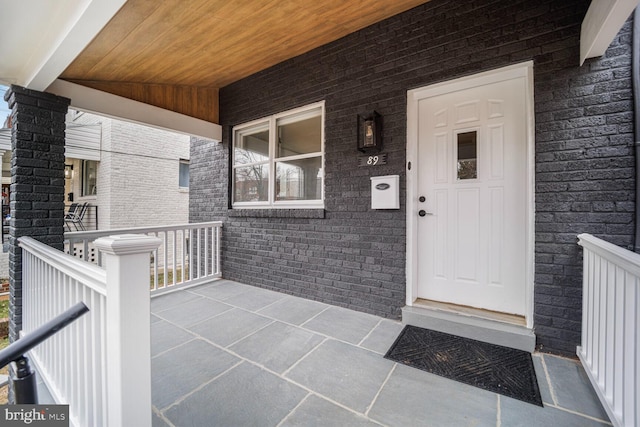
[[229, 321, 324, 374], [187, 307, 273, 347], [150, 280, 611, 427], [368, 363, 498, 426], [280, 395, 381, 427], [151, 319, 194, 357], [153, 296, 232, 328], [285, 339, 395, 413], [151, 339, 240, 410], [164, 362, 306, 427], [302, 305, 381, 344], [257, 296, 329, 325]]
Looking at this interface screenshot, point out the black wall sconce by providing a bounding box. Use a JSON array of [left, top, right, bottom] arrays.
[[64, 164, 73, 179], [357, 111, 382, 153]]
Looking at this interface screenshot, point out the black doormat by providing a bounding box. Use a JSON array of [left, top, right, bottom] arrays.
[[384, 325, 543, 406]]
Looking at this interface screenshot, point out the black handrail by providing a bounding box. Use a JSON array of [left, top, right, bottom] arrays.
[[0, 302, 89, 403]]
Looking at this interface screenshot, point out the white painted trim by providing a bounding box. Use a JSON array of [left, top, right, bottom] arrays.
[[231, 101, 326, 209], [46, 79, 222, 141], [25, 0, 128, 90], [93, 234, 162, 256], [577, 233, 640, 427], [97, 235, 157, 427], [524, 63, 536, 329], [406, 89, 420, 306], [578, 232, 640, 275], [19, 236, 106, 295], [406, 62, 535, 328], [580, 0, 640, 65]]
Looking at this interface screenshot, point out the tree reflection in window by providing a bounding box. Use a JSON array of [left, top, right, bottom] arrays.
[[232, 102, 324, 207], [233, 127, 269, 202], [457, 131, 477, 180]]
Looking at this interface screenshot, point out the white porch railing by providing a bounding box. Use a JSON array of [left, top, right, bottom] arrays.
[[64, 221, 222, 294], [20, 234, 161, 427], [577, 233, 639, 427]]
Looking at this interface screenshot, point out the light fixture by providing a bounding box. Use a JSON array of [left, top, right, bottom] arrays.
[[357, 111, 382, 153], [64, 164, 73, 179]]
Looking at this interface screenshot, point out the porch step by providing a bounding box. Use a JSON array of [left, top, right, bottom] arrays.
[[401, 305, 536, 353]]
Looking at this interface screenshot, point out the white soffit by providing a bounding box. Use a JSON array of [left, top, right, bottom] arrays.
[[47, 80, 222, 142], [581, 0, 640, 64], [0, 129, 10, 152], [66, 124, 102, 161], [0, 0, 127, 90]]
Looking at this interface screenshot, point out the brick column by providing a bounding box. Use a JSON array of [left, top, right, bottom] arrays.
[[3, 86, 70, 343]]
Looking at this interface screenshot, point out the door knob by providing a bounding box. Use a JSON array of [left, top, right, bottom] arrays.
[[419, 210, 433, 217]]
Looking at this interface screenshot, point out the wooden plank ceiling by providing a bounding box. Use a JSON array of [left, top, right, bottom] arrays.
[[61, 0, 431, 123]]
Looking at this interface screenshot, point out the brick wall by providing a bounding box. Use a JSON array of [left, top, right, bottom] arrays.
[[70, 112, 190, 229], [4, 85, 69, 342], [107, 118, 190, 228], [190, 0, 635, 355], [533, 19, 635, 354]]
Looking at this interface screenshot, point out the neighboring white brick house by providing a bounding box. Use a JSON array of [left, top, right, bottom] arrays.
[[65, 111, 190, 229]]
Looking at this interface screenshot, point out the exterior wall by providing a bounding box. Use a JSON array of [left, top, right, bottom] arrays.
[[533, 19, 635, 354], [4, 86, 69, 344], [68, 112, 190, 229], [190, 0, 635, 355]]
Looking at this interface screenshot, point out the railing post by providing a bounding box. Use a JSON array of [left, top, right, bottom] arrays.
[[94, 234, 161, 427]]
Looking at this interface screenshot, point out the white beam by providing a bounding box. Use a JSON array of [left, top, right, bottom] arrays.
[[46, 79, 221, 142], [0, 0, 127, 90], [581, 0, 640, 65], [27, 0, 128, 90]]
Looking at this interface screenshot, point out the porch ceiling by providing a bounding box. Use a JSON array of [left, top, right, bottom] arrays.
[[62, 0, 432, 88], [1, 0, 636, 139], [57, 0, 431, 123]]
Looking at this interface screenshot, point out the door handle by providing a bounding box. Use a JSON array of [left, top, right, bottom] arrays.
[[418, 210, 433, 217]]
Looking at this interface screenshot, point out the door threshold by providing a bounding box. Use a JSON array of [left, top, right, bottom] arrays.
[[402, 300, 535, 352], [413, 299, 526, 327]]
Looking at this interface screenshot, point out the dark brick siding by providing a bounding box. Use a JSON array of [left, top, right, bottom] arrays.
[[4, 86, 69, 343], [190, 0, 635, 355], [533, 19, 635, 354]]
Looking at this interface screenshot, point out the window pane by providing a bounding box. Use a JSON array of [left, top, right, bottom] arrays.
[[275, 157, 321, 201], [277, 110, 321, 158], [234, 126, 269, 165], [234, 164, 269, 202], [457, 131, 477, 180], [82, 160, 97, 196], [179, 160, 189, 188]]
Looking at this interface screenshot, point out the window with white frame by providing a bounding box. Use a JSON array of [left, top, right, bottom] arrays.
[[232, 102, 324, 208], [179, 159, 189, 188], [81, 160, 97, 196]]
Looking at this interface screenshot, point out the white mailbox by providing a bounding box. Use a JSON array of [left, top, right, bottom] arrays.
[[371, 175, 399, 209]]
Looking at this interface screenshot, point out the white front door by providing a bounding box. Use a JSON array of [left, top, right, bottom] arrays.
[[409, 65, 532, 316]]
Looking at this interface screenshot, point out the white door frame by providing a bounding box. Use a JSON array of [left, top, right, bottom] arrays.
[[406, 62, 535, 328]]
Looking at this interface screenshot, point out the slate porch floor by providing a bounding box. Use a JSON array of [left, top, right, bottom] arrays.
[[150, 279, 611, 427]]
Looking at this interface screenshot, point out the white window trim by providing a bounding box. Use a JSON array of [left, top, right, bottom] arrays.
[[232, 101, 325, 209], [178, 158, 189, 189], [81, 159, 98, 197]]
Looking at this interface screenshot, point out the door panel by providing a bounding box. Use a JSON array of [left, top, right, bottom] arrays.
[[416, 77, 527, 315]]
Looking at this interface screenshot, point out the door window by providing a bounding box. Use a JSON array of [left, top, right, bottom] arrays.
[[456, 131, 477, 180]]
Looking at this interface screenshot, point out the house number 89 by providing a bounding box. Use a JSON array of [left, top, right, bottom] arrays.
[[358, 153, 386, 167]]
